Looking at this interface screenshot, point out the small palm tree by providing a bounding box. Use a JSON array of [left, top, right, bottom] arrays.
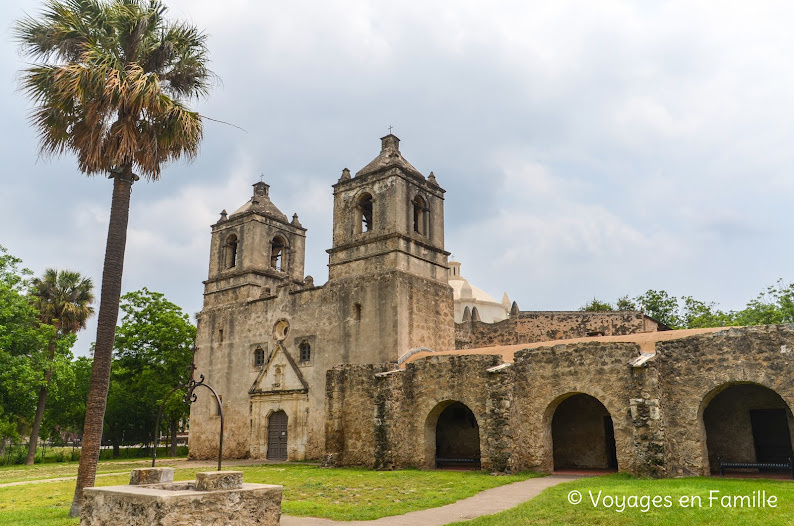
[[15, 0, 213, 515], [26, 269, 94, 465]]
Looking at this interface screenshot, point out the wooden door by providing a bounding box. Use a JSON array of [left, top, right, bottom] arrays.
[[267, 411, 288, 460]]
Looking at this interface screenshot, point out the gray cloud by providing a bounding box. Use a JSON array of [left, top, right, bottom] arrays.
[[3, 1, 794, 355]]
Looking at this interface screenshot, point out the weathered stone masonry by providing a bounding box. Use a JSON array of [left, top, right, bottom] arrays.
[[455, 311, 664, 350], [326, 325, 794, 477], [189, 135, 794, 480]]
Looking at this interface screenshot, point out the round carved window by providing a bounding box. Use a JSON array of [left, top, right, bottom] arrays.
[[273, 319, 290, 342]]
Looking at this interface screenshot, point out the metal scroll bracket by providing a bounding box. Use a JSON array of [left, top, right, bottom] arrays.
[[152, 350, 224, 471]]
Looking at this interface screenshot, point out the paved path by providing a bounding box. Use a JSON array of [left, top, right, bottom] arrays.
[[0, 458, 298, 488], [280, 474, 581, 526]]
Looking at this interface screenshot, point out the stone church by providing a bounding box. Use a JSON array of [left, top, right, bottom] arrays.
[[189, 135, 794, 477]]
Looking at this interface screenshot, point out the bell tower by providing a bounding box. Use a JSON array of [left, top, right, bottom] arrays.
[[326, 134, 454, 357], [328, 134, 449, 281], [204, 181, 306, 307]]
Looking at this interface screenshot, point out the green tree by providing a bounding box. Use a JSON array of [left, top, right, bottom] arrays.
[[735, 280, 794, 326], [579, 298, 614, 312], [679, 296, 735, 329], [0, 247, 52, 452], [43, 355, 93, 443], [15, 0, 212, 514], [26, 269, 94, 465], [107, 288, 195, 455], [635, 289, 682, 329], [615, 295, 637, 311]]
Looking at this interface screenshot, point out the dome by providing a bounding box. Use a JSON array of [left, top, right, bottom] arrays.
[[449, 277, 498, 304], [447, 261, 509, 323]]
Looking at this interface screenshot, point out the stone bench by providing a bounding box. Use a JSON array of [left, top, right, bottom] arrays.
[[81, 469, 283, 525]]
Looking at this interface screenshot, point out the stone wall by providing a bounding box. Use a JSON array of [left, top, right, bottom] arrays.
[[190, 267, 453, 461], [509, 342, 665, 476], [325, 342, 662, 475], [325, 326, 794, 477], [656, 325, 794, 476], [325, 354, 511, 471], [455, 311, 661, 349]]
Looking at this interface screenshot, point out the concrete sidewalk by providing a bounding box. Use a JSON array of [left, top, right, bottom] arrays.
[[280, 474, 581, 526]]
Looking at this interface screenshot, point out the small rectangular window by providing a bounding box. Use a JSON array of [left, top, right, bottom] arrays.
[[254, 348, 265, 367], [354, 303, 362, 321], [299, 341, 311, 362], [218, 329, 224, 343]]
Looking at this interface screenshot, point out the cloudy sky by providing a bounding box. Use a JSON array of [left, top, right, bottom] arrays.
[[3, 1, 794, 356]]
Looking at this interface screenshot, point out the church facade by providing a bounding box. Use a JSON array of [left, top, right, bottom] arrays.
[[189, 134, 454, 460], [189, 135, 794, 477]]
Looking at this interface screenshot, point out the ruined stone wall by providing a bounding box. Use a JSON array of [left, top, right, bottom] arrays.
[[510, 342, 665, 476], [656, 325, 794, 476], [324, 364, 390, 467], [455, 311, 659, 349], [324, 326, 794, 477], [325, 342, 664, 475], [325, 354, 511, 471]]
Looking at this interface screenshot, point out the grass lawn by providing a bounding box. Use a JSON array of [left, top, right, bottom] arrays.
[[450, 473, 794, 525], [0, 458, 182, 484], [0, 462, 541, 525]]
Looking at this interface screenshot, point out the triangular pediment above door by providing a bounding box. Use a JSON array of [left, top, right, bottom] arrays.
[[249, 343, 309, 395]]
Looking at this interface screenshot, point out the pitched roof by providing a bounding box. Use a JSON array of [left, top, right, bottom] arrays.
[[355, 134, 425, 180], [231, 182, 289, 223]]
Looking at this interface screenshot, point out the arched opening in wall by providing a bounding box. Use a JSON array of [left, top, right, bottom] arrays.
[[270, 236, 287, 271], [426, 401, 480, 469], [356, 193, 374, 233], [266, 410, 288, 460], [223, 234, 238, 269], [551, 393, 618, 471], [412, 195, 428, 235], [701, 382, 794, 474]]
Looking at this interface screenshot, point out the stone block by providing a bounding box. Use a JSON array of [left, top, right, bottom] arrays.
[[129, 467, 174, 485], [195, 470, 243, 490], [82, 476, 282, 526]]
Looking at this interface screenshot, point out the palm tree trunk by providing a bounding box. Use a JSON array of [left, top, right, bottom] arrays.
[[69, 170, 135, 518], [25, 339, 55, 465]]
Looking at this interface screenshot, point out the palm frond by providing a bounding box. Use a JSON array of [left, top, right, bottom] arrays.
[[15, 0, 213, 180]]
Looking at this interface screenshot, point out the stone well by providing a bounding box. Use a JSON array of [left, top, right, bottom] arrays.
[[81, 468, 282, 526]]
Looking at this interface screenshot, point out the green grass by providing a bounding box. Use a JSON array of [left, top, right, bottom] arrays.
[[0, 462, 541, 525], [243, 465, 540, 520], [0, 457, 183, 484], [450, 473, 794, 525]]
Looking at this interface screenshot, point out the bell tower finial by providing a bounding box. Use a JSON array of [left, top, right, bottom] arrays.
[[253, 180, 269, 198], [380, 134, 400, 152]]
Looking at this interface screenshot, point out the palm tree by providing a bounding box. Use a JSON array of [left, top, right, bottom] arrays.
[[26, 269, 94, 466], [15, 0, 212, 515]]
